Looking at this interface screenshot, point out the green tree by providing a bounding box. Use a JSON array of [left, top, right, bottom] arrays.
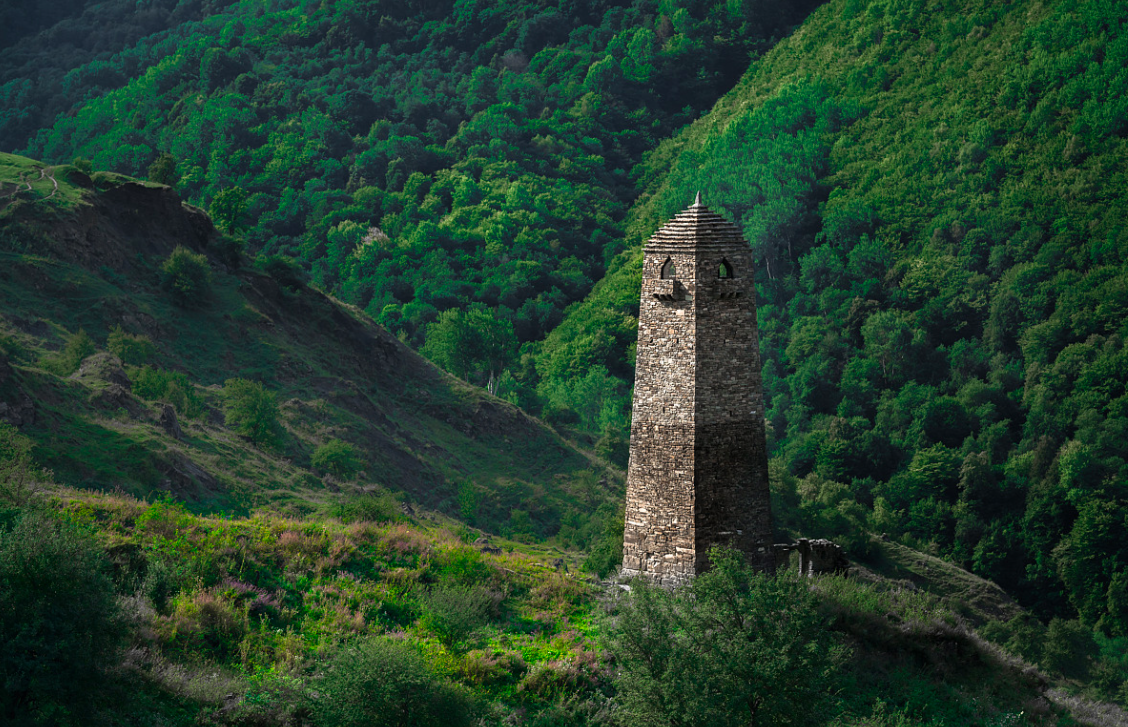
[[222, 378, 279, 446], [314, 638, 478, 727], [160, 246, 212, 307], [312, 439, 361, 478], [146, 152, 178, 186], [0, 510, 127, 724], [861, 310, 915, 382], [421, 307, 517, 395], [208, 186, 248, 234], [1054, 498, 1126, 632], [608, 547, 840, 727]]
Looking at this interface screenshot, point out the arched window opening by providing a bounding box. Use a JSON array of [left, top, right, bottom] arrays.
[[660, 258, 676, 280], [718, 259, 734, 279]]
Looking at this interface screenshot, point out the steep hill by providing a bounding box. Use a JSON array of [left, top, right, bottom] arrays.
[[0, 151, 620, 544], [539, 0, 1128, 637]]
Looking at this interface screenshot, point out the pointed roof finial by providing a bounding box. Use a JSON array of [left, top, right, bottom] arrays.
[[694, 190, 703, 206]]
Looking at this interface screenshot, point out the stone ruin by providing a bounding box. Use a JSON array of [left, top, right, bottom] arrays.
[[773, 538, 850, 576], [620, 194, 775, 585]]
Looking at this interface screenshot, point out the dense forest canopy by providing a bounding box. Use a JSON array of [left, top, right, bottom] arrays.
[[541, 0, 1128, 636], [1, 0, 817, 364]]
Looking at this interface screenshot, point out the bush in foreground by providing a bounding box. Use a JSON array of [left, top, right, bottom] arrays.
[[607, 547, 840, 727], [0, 509, 126, 725], [314, 637, 478, 727]]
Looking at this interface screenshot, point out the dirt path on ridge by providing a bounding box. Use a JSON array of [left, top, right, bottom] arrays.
[[0, 166, 59, 211]]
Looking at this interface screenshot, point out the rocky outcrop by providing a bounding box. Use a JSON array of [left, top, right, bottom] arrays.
[[72, 352, 131, 389], [158, 404, 182, 440]]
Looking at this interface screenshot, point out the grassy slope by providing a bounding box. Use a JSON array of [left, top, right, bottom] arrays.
[[27, 486, 602, 724], [0, 151, 619, 541], [30, 484, 1124, 726]]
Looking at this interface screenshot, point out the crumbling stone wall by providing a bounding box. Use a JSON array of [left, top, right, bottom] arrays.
[[621, 197, 774, 585], [773, 538, 850, 576]]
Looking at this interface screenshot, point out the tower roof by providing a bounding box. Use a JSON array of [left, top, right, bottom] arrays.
[[645, 194, 747, 251]]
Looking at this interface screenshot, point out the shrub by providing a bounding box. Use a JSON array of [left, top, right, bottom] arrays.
[[528, 572, 590, 613], [594, 428, 629, 468], [258, 254, 307, 290], [41, 328, 94, 376], [581, 512, 623, 579], [141, 556, 176, 612], [541, 402, 580, 427], [517, 660, 586, 700], [456, 480, 479, 525], [607, 547, 840, 727], [1041, 618, 1097, 679], [0, 509, 127, 723], [456, 650, 526, 686], [419, 583, 494, 649], [312, 439, 361, 478], [0, 423, 43, 506], [106, 325, 155, 365], [212, 233, 244, 269], [314, 637, 479, 727], [222, 378, 280, 446], [430, 544, 491, 585], [161, 246, 212, 307], [333, 493, 400, 524], [129, 365, 203, 417], [0, 331, 25, 360], [159, 589, 248, 661]]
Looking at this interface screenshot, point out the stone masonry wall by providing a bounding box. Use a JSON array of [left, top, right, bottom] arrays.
[[622, 249, 698, 585], [693, 241, 774, 573], [621, 201, 775, 584]]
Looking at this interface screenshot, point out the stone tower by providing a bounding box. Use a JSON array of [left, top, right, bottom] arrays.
[[620, 194, 774, 585]]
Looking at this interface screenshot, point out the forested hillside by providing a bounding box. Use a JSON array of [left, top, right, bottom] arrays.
[[3, 0, 817, 383], [541, 0, 1128, 636]]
